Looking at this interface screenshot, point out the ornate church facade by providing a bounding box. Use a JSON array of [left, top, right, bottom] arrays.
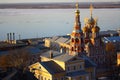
[[45, 4, 117, 77]]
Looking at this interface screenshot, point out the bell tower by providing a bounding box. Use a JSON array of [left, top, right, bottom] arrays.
[[69, 2, 84, 55]]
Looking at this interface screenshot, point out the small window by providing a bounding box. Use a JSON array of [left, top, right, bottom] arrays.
[[39, 66, 41, 69], [73, 66, 76, 70], [41, 76, 43, 80], [67, 67, 70, 71], [80, 65, 82, 69]]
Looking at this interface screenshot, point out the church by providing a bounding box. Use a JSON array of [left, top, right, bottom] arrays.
[[29, 2, 117, 80], [29, 3, 97, 80], [44, 4, 117, 77]]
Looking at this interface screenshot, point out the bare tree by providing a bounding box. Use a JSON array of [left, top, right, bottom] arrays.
[[0, 49, 32, 72]]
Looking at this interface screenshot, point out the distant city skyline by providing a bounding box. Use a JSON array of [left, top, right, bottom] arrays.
[[0, 0, 120, 3]]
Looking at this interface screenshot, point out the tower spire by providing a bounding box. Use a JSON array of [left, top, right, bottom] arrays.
[[90, 4, 93, 17], [74, 1, 81, 31], [76, 0, 79, 10], [69, 1, 84, 56]]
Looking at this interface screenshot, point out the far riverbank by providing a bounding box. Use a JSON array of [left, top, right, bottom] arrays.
[[0, 2, 120, 9]]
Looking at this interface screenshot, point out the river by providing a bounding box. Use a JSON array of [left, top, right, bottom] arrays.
[[0, 8, 120, 40]]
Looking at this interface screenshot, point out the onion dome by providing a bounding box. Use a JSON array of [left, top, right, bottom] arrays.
[[92, 25, 100, 33], [82, 26, 88, 33], [87, 17, 95, 25]]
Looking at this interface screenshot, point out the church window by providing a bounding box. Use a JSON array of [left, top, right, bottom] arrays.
[[67, 67, 70, 71], [72, 47, 74, 51], [71, 38, 74, 42], [75, 38, 79, 43], [41, 76, 43, 80], [38, 75, 40, 80], [81, 38, 83, 43]]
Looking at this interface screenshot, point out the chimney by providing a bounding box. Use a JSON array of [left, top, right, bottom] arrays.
[[50, 51, 53, 59], [13, 33, 15, 41], [7, 33, 9, 42], [10, 33, 12, 43]]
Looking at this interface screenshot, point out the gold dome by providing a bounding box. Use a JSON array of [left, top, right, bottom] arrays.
[[82, 26, 89, 33], [91, 26, 100, 33], [87, 17, 95, 25]]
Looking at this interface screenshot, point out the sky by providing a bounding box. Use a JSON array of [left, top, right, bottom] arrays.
[[0, 0, 120, 3]]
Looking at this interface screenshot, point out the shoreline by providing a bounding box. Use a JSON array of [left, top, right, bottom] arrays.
[[0, 2, 120, 9]]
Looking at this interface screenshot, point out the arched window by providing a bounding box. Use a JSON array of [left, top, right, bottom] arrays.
[[81, 38, 83, 43], [78, 46, 80, 50], [75, 38, 79, 43], [71, 38, 74, 42], [71, 47, 74, 51]]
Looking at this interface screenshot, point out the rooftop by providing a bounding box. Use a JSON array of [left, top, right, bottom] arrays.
[[100, 30, 119, 37], [40, 61, 64, 74], [82, 55, 97, 68], [41, 50, 78, 62], [103, 36, 120, 43]]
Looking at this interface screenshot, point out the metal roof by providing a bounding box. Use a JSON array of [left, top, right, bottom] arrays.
[[41, 50, 76, 62], [50, 36, 59, 41], [53, 53, 76, 62], [103, 36, 120, 43], [99, 30, 118, 37], [82, 55, 96, 68], [55, 37, 69, 43], [24, 46, 40, 54], [41, 50, 62, 58], [40, 61, 64, 74]]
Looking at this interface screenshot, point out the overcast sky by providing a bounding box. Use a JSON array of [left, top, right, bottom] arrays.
[[0, 0, 120, 3]]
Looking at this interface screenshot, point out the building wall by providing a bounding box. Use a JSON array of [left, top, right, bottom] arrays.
[[52, 72, 65, 80], [45, 39, 51, 48], [71, 76, 88, 80], [45, 38, 70, 53], [29, 62, 52, 80], [86, 67, 96, 80], [117, 52, 120, 66], [37, 71, 52, 80], [66, 60, 84, 73]]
